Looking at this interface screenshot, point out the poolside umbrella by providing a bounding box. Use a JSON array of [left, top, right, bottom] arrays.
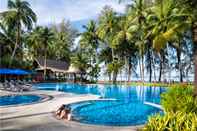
[[0, 69, 31, 75], [0, 68, 32, 81]]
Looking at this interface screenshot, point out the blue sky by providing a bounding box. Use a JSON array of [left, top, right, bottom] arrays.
[[0, 0, 128, 32]]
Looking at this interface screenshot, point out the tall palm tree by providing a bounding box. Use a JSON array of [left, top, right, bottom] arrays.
[[123, 0, 151, 82], [27, 26, 54, 80], [97, 6, 120, 83], [97, 6, 118, 60], [175, 0, 197, 96], [147, 0, 191, 82], [80, 20, 99, 64], [112, 15, 138, 82], [1, 0, 36, 66]]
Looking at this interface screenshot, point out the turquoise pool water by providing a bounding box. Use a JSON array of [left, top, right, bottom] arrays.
[[0, 94, 44, 106], [34, 83, 166, 126]]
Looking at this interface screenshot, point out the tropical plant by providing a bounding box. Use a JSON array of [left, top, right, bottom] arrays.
[[88, 64, 100, 83], [50, 20, 78, 62], [71, 51, 90, 81], [107, 59, 123, 83], [27, 26, 54, 79], [143, 111, 197, 131], [80, 20, 100, 66], [161, 86, 197, 113], [0, 0, 37, 66], [97, 6, 119, 60], [175, 0, 197, 96]]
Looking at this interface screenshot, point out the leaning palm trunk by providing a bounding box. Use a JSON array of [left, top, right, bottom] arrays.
[[10, 21, 21, 67]]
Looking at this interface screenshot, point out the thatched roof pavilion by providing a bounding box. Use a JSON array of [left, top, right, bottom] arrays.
[[33, 58, 83, 82], [34, 58, 69, 73]]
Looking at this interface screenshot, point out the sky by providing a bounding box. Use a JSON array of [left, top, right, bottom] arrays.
[[0, 0, 128, 31]]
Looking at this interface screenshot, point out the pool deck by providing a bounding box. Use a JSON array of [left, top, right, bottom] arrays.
[[0, 90, 142, 131]]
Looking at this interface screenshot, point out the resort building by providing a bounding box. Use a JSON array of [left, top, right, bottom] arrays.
[[34, 58, 82, 82]]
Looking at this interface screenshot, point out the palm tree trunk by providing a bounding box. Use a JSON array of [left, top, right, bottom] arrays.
[[152, 52, 157, 81], [141, 56, 145, 82], [108, 72, 111, 82], [177, 48, 183, 82], [148, 49, 152, 82], [10, 21, 21, 67], [193, 22, 197, 97], [194, 48, 197, 96], [112, 71, 117, 84], [44, 49, 47, 81], [128, 62, 132, 82], [112, 48, 115, 61], [158, 61, 162, 82], [158, 53, 163, 82], [139, 58, 142, 81]]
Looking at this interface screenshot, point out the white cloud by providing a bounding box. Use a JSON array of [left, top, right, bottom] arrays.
[[0, 0, 128, 25]]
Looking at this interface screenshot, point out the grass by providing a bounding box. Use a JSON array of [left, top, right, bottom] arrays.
[[98, 81, 194, 88]]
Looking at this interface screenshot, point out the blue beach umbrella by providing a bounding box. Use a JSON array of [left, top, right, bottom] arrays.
[[0, 69, 31, 75]]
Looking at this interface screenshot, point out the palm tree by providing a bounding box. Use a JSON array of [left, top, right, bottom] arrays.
[[71, 52, 90, 81], [27, 26, 54, 80], [1, 0, 36, 66], [146, 0, 191, 83], [126, 0, 148, 82], [50, 20, 78, 62], [112, 14, 138, 82], [97, 6, 118, 60], [175, 0, 197, 96], [97, 6, 120, 83], [80, 20, 99, 64]]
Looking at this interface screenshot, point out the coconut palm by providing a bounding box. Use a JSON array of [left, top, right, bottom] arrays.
[[112, 15, 138, 82], [80, 20, 99, 64], [97, 6, 121, 83], [1, 0, 36, 66], [27, 26, 54, 80], [175, 0, 197, 96], [71, 52, 90, 81], [145, 0, 190, 82], [126, 0, 148, 82], [97, 6, 118, 60]]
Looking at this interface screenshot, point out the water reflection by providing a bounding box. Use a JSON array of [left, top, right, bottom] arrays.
[[34, 83, 166, 104]]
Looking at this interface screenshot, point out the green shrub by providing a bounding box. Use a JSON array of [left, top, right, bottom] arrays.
[[143, 112, 197, 131], [143, 85, 197, 130], [161, 86, 197, 113]]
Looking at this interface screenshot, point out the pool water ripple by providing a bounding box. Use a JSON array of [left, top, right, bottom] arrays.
[[34, 83, 166, 126]]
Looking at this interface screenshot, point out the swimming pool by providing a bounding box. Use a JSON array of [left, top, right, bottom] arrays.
[[0, 94, 48, 106], [34, 83, 166, 126]]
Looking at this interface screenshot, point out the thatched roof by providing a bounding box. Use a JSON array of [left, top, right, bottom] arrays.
[[35, 58, 69, 73]]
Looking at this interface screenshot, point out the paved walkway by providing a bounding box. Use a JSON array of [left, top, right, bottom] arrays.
[[0, 90, 141, 131]]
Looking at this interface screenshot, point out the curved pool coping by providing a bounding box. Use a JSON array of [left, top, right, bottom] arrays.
[[0, 94, 53, 108]]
